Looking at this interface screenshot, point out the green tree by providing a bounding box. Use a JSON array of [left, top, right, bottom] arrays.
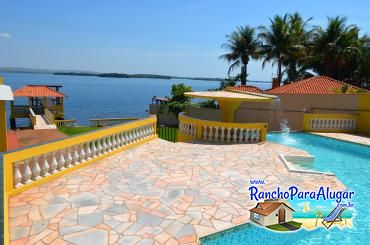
[[167, 83, 192, 115], [308, 16, 363, 80], [219, 77, 237, 90], [258, 14, 291, 85], [283, 13, 314, 83], [220, 26, 261, 85]]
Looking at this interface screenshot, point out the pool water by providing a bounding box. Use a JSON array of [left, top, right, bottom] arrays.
[[201, 133, 370, 245]]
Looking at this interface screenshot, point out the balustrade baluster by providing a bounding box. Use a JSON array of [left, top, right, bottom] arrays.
[[107, 136, 112, 151], [226, 128, 231, 143], [22, 159, 32, 184], [65, 147, 72, 168], [14, 162, 23, 188], [31, 156, 41, 180], [49, 152, 58, 174], [102, 137, 108, 153], [112, 135, 117, 149], [208, 126, 213, 141], [256, 129, 260, 142], [219, 127, 224, 142], [41, 154, 50, 176], [90, 141, 97, 158], [72, 146, 80, 165], [238, 129, 244, 143], [57, 150, 66, 170], [203, 126, 207, 140], [79, 143, 86, 162], [85, 142, 92, 160], [123, 132, 128, 145], [96, 139, 103, 156], [232, 128, 238, 143]]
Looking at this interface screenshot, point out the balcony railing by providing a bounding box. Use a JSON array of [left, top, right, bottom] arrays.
[[1, 116, 157, 245], [2, 115, 157, 196], [90, 117, 139, 127], [303, 114, 358, 132], [55, 119, 77, 127], [178, 113, 267, 143], [11, 106, 44, 118]]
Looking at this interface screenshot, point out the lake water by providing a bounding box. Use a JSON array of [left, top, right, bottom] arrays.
[[1, 72, 271, 126]]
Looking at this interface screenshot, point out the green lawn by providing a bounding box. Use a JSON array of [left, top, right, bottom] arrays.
[[266, 221, 302, 232], [157, 126, 178, 142], [58, 126, 99, 136]]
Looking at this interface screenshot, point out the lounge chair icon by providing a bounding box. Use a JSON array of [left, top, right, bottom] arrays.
[[322, 205, 346, 229]]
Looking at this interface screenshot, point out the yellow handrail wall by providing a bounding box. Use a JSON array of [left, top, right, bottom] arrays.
[[303, 113, 359, 132], [178, 113, 267, 142], [28, 108, 37, 127], [2, 115, 157, 245]]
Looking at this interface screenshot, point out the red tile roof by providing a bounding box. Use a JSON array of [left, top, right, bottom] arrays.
[[249, 202, 294, 216], [266, 76, 369, 94], [228, 85, 264, 93], [13, 85, 65, 98]]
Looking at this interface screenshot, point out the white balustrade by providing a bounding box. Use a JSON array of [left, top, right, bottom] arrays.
[[181, 119, 263, 144], [309, 118, 357, 131], [10, 122, 156, 189]]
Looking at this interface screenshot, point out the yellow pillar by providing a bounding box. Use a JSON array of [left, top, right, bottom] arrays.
[[218, 100, 241, 122], [0, 76, 8, 151], [358, 94, 370, 134]]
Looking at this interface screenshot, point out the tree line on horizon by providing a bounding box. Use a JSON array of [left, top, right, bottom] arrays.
[[220, 13, 370, 89]]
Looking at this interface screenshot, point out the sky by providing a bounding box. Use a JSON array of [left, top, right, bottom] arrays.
[[1, 0, 370, 81]]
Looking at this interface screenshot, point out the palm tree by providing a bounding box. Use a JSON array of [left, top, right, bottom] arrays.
[[258, 14, 291, 85], [220, 26, 261, 85], [315, 209, 324, 227], [283, 13, 314, 83], [308, 16, 363, 80]]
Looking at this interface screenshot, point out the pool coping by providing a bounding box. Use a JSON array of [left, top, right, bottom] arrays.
[[309, 132, 370, 147], [279, 154, 335, 176], [197, 220, 251, 243]]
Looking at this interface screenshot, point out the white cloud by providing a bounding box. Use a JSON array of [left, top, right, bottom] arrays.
[[0, 33, 11, 38]]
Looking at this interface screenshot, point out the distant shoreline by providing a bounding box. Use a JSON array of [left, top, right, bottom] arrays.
[[0, 68, 272, 83]]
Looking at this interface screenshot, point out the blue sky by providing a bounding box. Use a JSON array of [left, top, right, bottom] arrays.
[[1, 0, 370, 81]]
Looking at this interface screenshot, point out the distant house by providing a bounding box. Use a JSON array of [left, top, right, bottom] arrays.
[[249, 200, 294, 226]]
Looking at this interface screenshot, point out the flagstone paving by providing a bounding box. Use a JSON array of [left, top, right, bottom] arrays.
[[8, 139, 345, 244]]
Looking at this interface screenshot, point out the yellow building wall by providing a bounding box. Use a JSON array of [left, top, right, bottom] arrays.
[[358, 94, 370, 134]]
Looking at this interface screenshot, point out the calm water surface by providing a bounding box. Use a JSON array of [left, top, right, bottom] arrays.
[[1, 72, 271, 126]]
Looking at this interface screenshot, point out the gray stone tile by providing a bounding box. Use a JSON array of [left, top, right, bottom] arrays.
[[70, 192, 99, 208], [176, 224, 195, 238], [60, 225, 90, 236], [137, 212, 164, 227], [30, 220, 49, 235], [63, 228, 108, 245], [103, 204, 128, 216], [78, 213, 104, 227], [11, 226, 30, 240], [40, 203, 68, 219], [118, 236, 141, 245]]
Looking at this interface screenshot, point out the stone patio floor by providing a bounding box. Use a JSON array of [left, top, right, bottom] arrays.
[[8, 139, 345, 245], [311, 132, 370, 146]]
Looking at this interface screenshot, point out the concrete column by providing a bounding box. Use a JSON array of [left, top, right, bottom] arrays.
[[218, 100, 241, 122], [0, 77, 8, 151]]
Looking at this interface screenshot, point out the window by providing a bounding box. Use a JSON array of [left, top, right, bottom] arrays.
[[253, 213, 260, 220]]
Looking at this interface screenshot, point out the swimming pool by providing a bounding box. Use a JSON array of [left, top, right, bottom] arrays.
[[201, 133, 370, 245]]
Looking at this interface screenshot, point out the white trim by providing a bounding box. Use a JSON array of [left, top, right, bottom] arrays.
[[279, 154, 334, 176], [0, 84, 14, 100]]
